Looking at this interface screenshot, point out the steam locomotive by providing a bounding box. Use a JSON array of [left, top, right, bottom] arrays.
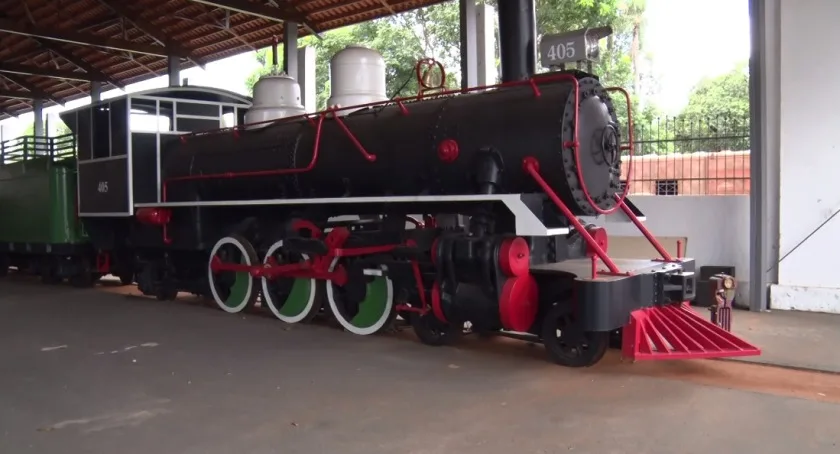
[[23, 44, 758, 367]]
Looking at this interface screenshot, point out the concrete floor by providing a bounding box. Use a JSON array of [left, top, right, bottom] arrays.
[[2, 278, 840, 454], [725, 307, 840, 373]]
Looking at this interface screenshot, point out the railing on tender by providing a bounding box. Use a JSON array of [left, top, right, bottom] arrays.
[[0, 134, 77, 166]]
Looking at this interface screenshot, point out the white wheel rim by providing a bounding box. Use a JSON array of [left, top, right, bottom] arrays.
[[325, 257, 394, 335], [260, 239, 317, 323], [207, 236, 255, 313]]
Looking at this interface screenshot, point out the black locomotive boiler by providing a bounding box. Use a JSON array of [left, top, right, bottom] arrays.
[[163, 70, 622, 218]]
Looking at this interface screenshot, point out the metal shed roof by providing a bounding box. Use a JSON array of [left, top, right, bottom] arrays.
[[0, 0, 448, 120]]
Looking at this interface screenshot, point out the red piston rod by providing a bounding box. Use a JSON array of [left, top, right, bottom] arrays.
[[522, 157, 621, 274], [615, 193, 674, 262], [394, 240, 431, 316], [210, 256, 349, 285], [209, 222, 402, 287], [333, 244, 398, 257]]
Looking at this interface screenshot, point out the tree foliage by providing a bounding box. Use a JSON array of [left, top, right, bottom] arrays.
[[681, 61, 750, 120], [672, 62, 751, 153], [633, 62, 751, 155]]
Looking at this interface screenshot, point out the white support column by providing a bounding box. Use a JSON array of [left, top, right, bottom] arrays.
[[90, 81, 102, 102], [168, 56, 181, 87], [33, 99, 44, 137], [770, 0, 840, 313], [32, 98, 44, 155], [297, 46, 317, 113], [283, 22, 299, 78], [749, 0, 781, 311], [459, 0, 478, 89], [476, 2, 497, 85]]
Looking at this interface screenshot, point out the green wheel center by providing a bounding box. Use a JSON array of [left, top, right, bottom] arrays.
[[261, 244, 320, 324], [275, 278, 312, 316], [223, 266, 250, 309], [326, 259, 394, 336], [208, 237, 257, 314], [344, 276, 390, 329]]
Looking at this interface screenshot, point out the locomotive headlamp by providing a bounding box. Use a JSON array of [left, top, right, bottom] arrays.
[[722, 277, 734, 290], [705, 273, 737, 332]]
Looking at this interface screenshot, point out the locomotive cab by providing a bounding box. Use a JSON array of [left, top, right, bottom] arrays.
[[59, 86, 252, 216]]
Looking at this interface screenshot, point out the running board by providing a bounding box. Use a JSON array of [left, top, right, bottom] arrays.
[[621, 303, 761, 361]]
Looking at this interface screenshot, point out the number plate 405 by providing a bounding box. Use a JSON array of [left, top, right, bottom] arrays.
[[539, 35, 586, 66], [538, 27, 612, 67]]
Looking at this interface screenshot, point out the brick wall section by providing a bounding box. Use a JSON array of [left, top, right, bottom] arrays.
[[620, 150, 750, 195]]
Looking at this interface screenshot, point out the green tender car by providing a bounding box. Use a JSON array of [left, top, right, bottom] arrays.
[[0, 135, 102, 286]]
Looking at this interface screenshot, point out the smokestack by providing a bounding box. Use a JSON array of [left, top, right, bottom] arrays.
[[498, 0, 537, 82]]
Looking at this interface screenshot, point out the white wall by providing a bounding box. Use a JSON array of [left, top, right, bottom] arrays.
[[596, 196, 751, 303], [769, 0, 840, 313], [609, 1, 840, 315]]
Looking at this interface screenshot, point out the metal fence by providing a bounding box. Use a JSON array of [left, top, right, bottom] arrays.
[[0, 134, 76, 166], [619, 114, 751, 196]]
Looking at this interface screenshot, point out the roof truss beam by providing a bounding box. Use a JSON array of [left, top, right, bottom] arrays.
[[0, 107, 19, 118], [0, 62, 101, 82], [37, 40, 124, 90], [188, 0, 311, 27], [98, 0, 208, 69], [0, 18, 186, 58], [1, 73, 64, 106], [0, 11, 123, 90], [0, 89, 37, 100]]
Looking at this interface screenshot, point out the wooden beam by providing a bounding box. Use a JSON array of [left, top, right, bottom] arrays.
[[1, 73, 64, 106], [0, 62, 100, 82], [0, 89, 36, 100], [188, 0, 309, 25], [0, 10, 123, 90], [0, 107, 19, 118], [0, 18, 185, 58], [315, 0, 419, 29], [98, 0, 208, 69], [36, 40, 124, 89]]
